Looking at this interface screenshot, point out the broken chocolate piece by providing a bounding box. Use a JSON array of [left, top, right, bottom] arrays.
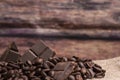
[[20, 41, 55, 62], [53, 62, 76, 80], [9, 42, 19, 52], [39, 48, 55, 60], [3, 50, 21, 62], [30, 41, 48, 56], [0, 42, 20, 62], [20, 50, 37, 63]]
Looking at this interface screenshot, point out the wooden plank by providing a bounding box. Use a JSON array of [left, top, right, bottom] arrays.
[[0, 0, 120, 29], [0, 28, 120, 40]]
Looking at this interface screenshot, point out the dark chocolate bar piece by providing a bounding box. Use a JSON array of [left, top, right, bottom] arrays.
[[21, 41, 55, 62], [9, 42, 18, 52], [20, 50, 37, 63], [0, 42, 20, 62], [30, 41, 47, 56], [53, 62, 76, 80], [39, 48, 55, 60]]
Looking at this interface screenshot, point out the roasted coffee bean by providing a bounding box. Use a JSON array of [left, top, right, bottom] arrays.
[[95, 72, 105, 78], [41, 71, 47, 77], [31, 77, 41, 80], [71, 72, 81, 76], [43, 69, 50, 72], [54, 57, 61, 62], [45, 76, 52, 80], [79, 58, 92, 62], [74, 66, 81, 72], [33, 58, 43, 65], [78, 62, 85, 68], [48, 70, 55, 77], [26, 60, 32, 66], [46, 61, 55, 68], [81, 68, 87, 74], [86, 69, 95, 79], [62, 57, 68, 62], [75, 74, 83, 80], [93, 66, 102, 73], [85, 62, 94, 68], [43, 62, 50, 69], [50, 58, 58, 64], [72, 56, 79, 61], [68, 75, 75, 80], [69, 57, 77, 62], [7, 62, 20, 69]]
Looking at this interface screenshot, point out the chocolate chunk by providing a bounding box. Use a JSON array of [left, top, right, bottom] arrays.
[[9, 42, 19, 52], [53, 62, 76, 80], [21, 50, 37, 63], [0, 42, 20, 62], [21, 41, 55, 62], [39, 48, 55, 60], [30, 41, 48, 56], [1, 50, 21, 62], [53, 62, 73, 71], [30, 41, 55, 60]]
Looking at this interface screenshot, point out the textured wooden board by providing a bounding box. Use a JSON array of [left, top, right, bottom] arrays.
[[0, 0, 120, 29], [0, 29, 120, 40]]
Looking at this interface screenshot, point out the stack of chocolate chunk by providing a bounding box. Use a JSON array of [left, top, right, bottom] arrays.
[[0, 41, 106, 80]]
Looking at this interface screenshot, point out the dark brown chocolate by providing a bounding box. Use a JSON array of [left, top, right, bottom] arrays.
[[53, 62, 76, 80], [21, 41, 55, 62], [0, 42, 20, 62], [30, 41, 48, 56], [20, 50, 37, 63]]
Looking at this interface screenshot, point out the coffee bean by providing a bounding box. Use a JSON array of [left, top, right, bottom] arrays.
[[85, 62, 94, 68], [69, 57, 77, 62], [93, 66, 102, 73], [78, 62, 85, 68], [72, 72, 81, 76], [48, 71, 54, 77], [74, 66, 81, 72], [46, 61, 55, 68], [33, 58, 43, 65], [68, 75, 75, 80], [7, 62, 20, 69], [86, 69, 95, 79], [43, 62, 50, 69], [62, 57, 68, 62], [81, 68, 87, 74], [41, 71, 47, 77], [45, 76, 51, 80], [75, 74, 83, 80], [26, 60, 32, 66]]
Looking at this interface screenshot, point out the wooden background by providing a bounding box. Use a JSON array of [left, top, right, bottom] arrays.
[[0, 0, 120, 60]]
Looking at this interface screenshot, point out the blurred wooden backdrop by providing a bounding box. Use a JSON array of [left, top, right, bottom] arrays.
[[0, 0, 120, 60]]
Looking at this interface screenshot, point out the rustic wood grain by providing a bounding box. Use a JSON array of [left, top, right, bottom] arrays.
[[0, 0, 120, 29], [0, 28, 120, 40]]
